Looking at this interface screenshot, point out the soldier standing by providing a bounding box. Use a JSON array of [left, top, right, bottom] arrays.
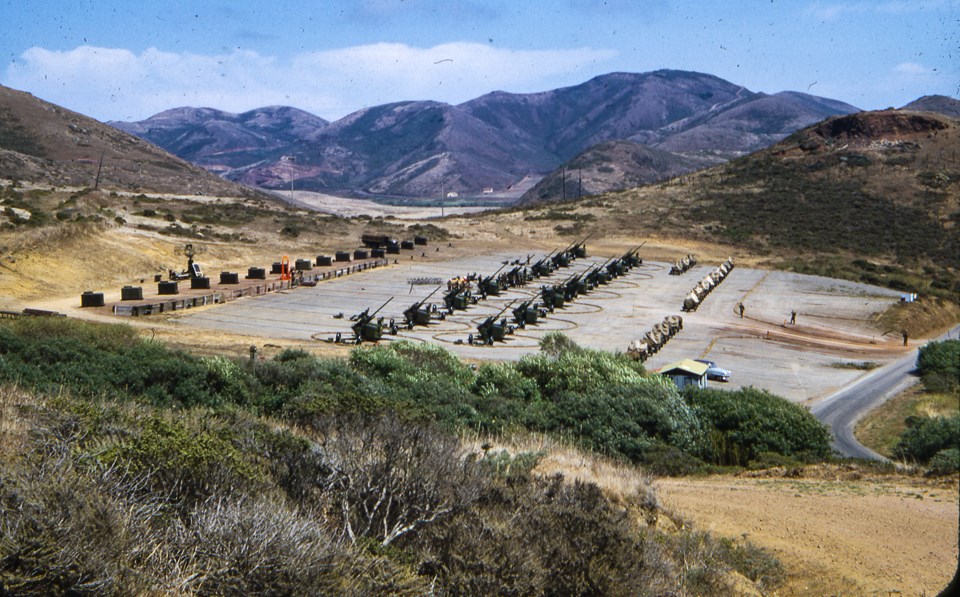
[[738, 303, 745, 318], [790, 310, 797, 325]]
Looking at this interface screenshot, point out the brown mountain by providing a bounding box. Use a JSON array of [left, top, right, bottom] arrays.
[[900, 95, 960, 119], [0, 85, 264, 198], [112, 106, 330, 174], [518, 140, 715, 204], [111, 70, 857, 199]]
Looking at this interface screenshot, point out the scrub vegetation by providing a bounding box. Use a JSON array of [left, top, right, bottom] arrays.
[[0, 319, 807, 595], [857, 339, 960, 473]]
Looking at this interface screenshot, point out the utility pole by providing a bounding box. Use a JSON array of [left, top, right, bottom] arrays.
[[561, 166, 566, 201], [578, 167, 582, 199], [93, 148, 105, 190]]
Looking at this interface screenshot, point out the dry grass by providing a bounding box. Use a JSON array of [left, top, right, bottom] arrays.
[[856, 383, 960, 458], [0, 385, 38, 463], [463, 431, 662, 525], [877, 296, 960, 338]]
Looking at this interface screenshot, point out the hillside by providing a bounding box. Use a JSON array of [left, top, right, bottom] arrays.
[[519, 139, 715, 204], [0, 90, 956, 596], [901, 95, 960, 119], [515, 109, 960, 298], [113, 106, 329, 173], [0, 85, 265, 198], [111, 70, 857, 199]]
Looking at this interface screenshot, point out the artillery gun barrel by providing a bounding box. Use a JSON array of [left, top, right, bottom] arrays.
[[417, 285, 442, 307], [483, 262, 508, 283], [494, 298, 517, 320], [368, 296, 393, 319], [479, 299, 518, 329], [570, 232, 594, 250]]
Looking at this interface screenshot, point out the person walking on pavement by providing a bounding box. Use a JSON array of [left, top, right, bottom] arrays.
[[790, 310, 797, 325], [738, 302, 745, 318]]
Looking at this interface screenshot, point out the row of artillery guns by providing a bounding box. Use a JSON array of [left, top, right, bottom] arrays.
[[669, 254, 697, 275], [626, 315, 683, 362], [347, 287, 448, 343], [539, 244, 644, 312], [440, 235, 594, 315], [682, 257, 735, 312]]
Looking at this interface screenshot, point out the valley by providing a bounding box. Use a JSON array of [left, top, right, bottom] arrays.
[[1, 73, 958, 595]]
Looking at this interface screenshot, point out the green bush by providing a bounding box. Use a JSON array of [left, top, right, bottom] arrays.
[[0, 319, 834, 477], [917, 340, 960, 393], [927, 448, 960, 475], [514, 347, 647, 397], [533, 383, 703, 462], [894, 414, 960, 464], [0, 320, 247, 408], [684, 387, 832, 466]]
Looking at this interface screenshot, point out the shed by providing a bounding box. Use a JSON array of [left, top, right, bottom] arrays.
[[657, 359, 709, 390]]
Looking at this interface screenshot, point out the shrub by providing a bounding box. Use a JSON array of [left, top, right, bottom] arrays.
[[348, 341, 476, 424], [310, 414, 482, 548], [927, 447, 960, 475], [685, 387, 832, 466], [515, 346, 647, 397], [894, 414, 960, 464], [533, 383, 703, 462], [917, 340, 960, 393]]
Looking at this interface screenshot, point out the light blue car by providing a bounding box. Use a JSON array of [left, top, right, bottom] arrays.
[[695, 359, 731, 382]]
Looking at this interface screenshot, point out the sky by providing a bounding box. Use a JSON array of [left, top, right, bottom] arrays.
[[1, 0, 957, 123]]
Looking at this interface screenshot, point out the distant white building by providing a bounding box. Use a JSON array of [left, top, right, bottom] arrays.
[[446, 192, 459, 198], [482, 187, 494, 194]]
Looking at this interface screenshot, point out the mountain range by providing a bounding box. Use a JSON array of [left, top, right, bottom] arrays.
[[110, 70, 859, 200]]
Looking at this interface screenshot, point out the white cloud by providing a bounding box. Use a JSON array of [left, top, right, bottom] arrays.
[[893, 61, 932, 75], [3, 43, 617, 122], [804, 0, 956, 20]]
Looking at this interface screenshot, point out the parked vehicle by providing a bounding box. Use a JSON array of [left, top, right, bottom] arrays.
[[695, 359, 731, 382]]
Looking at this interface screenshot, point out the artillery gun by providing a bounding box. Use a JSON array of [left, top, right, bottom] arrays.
[[551, 237, 585, 269], [403, 286, 442, 328], [444, 287, 477, 311], [563, 267, 593, 301], [506, 265, 529, 288], [621, 243, 645, 269], [606, 255, 627, 278], [569, 233, 594, 259], [512, 289, 546, 326], [540, 283, 565, 311], [476, 300, 517, 345], [599, 256, 620, 283], [350, 297, 393, 343], [585, 258, 616, 288], [530, 250, 556, 278], [478, 263, 508, 297]]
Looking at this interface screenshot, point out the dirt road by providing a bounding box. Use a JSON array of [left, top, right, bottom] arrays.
[[658, 468, 959, 595]]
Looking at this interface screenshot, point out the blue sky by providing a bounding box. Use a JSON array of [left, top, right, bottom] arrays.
[[2, 0, 957, 122]]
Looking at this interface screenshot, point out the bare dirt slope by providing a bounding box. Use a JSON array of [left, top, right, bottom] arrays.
[[658, 468, 959, 595]]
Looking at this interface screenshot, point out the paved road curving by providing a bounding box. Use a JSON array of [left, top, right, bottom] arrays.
[[811, 325, 960, 460]]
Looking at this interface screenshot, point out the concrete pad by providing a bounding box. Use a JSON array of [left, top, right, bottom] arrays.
[[172, 249, 908, 404]]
